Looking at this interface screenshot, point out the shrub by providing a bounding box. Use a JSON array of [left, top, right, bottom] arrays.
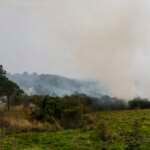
[[61, 107, 83, 129], [128, 97, 150, 109], [32, 96, 63, 122], [32, 95, 85, 129]]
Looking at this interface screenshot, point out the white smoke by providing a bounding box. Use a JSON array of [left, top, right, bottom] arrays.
[[67, 0, 150, 99], [1, 0, 150, 99]]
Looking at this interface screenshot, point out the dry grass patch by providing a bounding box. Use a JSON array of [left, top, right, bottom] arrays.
[[0, 106, 59, 132]]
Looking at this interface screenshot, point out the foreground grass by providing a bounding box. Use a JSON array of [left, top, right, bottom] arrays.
[[0, 109, 150, 150], [0, 130, 102, 150]]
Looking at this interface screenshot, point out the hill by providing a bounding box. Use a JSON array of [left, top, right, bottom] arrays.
[[7, 73, 108, 97]]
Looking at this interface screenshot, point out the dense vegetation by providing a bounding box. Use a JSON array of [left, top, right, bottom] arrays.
[[0, 65, 150, 149], [0, 110, 150, 150], [0, 65, 23, 110]]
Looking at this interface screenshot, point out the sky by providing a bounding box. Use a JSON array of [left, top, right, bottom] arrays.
[[1, 0, 150, 98]]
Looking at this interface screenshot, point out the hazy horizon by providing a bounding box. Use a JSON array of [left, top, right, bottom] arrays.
[[1, 0, 150, 98]]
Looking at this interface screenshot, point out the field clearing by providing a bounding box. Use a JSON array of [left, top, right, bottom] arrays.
[[0, 109, 150, 150]]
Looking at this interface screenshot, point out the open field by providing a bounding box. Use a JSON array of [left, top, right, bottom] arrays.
[[0, 109, 150, 150]]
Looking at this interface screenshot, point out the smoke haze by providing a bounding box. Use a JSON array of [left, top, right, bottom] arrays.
[[0, 1, 150, 98], [69, 0, 150, 99]]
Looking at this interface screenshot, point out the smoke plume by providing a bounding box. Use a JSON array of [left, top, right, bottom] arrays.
[[67, 0, 150, 99], [1, 0, 150, 99]]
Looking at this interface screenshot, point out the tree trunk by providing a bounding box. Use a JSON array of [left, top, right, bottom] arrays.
[[7, 95, 10, 111]]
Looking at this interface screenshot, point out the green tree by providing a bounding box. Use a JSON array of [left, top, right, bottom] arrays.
[[0, 65, 23, 110]]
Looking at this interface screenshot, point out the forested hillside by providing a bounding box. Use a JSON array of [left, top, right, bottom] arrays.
[[8, 73, 108, 97]]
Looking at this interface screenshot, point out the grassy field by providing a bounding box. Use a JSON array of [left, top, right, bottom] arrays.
[[0, 109, 150, 150]]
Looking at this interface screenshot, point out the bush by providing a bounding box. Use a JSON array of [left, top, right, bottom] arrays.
[[128, 97, 150, 109], [32, 96, 63, 122], [32, 95, 84, 129], [61, 107, 83, 129]]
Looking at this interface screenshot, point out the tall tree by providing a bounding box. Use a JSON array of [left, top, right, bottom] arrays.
[[0, 65, 6, 76], [0, 65, 23, 110]]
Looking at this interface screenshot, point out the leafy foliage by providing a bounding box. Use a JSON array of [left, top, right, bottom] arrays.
[[128, 97, 150, 109], [0, 65, 23, 110]]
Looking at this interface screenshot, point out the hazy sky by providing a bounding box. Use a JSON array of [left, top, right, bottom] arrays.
[[1, 0, 150, 98]]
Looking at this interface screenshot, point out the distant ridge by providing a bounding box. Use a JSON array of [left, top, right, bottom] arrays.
[[7, 73, 108, 97]]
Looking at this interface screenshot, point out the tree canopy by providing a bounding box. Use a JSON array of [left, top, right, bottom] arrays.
[[0, 65, 23, 110]]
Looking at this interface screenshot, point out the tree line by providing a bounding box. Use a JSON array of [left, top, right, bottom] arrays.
[[0, 65, 150, 112]]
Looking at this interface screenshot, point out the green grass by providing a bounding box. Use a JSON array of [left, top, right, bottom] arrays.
[[1, 109, 150, 150], [0, 130, 101, 150]]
